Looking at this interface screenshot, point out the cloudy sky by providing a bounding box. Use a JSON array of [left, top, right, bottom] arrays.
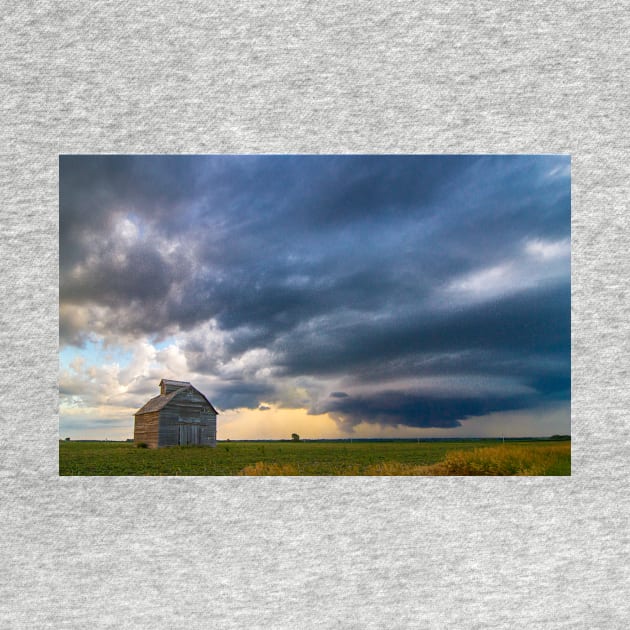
[[59, 155, 570, 440]]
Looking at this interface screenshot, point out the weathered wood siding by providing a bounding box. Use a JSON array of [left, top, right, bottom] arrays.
[[134, 411, 160, 448], [157, 388, 217, 447]]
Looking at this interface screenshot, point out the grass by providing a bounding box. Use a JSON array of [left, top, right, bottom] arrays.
[[59, 439, 570, 476]]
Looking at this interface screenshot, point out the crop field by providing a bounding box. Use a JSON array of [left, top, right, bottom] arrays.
[[59, 439, 570, 476]]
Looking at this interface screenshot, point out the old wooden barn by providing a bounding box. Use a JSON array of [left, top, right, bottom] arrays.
[[134, 379, 218, 448]]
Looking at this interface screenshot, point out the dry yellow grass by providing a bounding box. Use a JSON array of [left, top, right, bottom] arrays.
[[237, 443, 570, 476], [364, 443, 571, 476]]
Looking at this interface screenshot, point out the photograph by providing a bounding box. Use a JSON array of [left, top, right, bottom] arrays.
[[59, 154, 571, 475]]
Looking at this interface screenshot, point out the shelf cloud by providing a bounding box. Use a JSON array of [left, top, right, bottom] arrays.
[[60, 155, 570, 436]]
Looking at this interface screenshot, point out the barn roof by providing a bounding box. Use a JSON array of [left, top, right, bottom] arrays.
[[134, 388, 182, 415], [159, 378, 191, 389], [135, 383, 218, 416]]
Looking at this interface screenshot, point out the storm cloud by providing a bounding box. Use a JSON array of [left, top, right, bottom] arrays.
[[59, 155, 570, 431]]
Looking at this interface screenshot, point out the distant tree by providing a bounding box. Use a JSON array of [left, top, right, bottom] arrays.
[[65, 437, 70, 441], [291, 433, 300, 442]]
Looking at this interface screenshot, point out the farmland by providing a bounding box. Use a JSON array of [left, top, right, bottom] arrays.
[[59, 438, 570, 476]]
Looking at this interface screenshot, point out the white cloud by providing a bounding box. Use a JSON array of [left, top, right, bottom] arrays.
[[156, 343, 190, 376], [117, 338, 157, 386], [438, 237, 570, 309], [220, 348, 275, 380], [524, 237, 570, 261], [544, 162, 571, 180], [448, 263, 516, 300], [114, 215, 139, 244]]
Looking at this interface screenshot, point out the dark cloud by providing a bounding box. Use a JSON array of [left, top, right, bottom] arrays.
[[320, 390, 533, 431], [60, 155, 570, 428], [210, 380, 276, 411], [275, 283, 570, 378]]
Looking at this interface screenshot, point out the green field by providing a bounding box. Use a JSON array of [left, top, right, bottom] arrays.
[[59, 439, 570, 476]]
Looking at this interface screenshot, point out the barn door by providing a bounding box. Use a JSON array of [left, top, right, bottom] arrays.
[[190, 424, 200, 445], [179, 424, 200, 445]]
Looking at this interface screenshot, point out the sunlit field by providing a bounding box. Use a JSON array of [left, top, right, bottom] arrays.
[[59, 439, 570, 476]]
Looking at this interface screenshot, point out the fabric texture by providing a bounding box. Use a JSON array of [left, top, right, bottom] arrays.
[[1, 2, 629, 627]]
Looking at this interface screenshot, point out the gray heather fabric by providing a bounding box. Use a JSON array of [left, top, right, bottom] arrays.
[[1, 2, 629, 628]]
